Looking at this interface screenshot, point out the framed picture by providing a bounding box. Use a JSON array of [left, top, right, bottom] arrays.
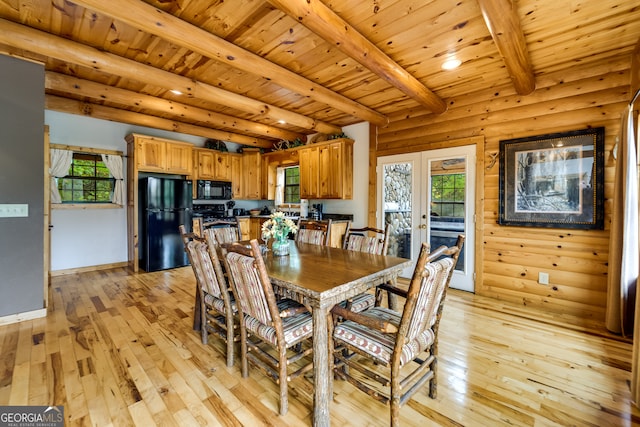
[[498, 127, 605, 229]]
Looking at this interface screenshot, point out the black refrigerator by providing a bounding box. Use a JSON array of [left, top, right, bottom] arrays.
[[139, 177, 193, 272]]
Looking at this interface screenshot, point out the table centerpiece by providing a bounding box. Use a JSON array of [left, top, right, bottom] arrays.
[[261, 211, 298, 256]]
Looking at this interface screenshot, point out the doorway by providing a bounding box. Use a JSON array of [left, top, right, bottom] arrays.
[[376, 145, 476, 292]]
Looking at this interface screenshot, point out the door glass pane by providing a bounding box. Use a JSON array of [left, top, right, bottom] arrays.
[[382, 162, 412, 259], [429, 158, 466, 271]]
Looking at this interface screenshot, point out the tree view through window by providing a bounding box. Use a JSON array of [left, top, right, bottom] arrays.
[[431, 173, 465, 217], [284, 166, 300, 203], [58, 153, 114, 203]]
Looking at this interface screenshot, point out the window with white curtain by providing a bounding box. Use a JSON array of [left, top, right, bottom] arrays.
[[50, 145, 125, 206]]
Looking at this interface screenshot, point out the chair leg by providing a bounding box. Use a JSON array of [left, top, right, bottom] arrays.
[[240, 324, 249, 378], [201, 306, 208, 345], [429, 357, 437, 398], [279, 347, 288, 415], [226, 321, 234, 368]]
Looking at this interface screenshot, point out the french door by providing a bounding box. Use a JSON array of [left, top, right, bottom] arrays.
[[376, 145, 476, 292]]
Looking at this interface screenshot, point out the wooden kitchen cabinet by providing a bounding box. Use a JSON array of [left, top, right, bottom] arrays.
[[194, 148, 231, 181], [249, 217, 267, 241], [231, 149, 262, 200], [237, 217, 250, 240], [299, 138, 353, 199], [299, 145, 320, 199], [127, 133, 193, 175]]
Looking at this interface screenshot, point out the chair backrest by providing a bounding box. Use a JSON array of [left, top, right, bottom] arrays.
[[186, 239, 225, 299], [343, 223, 390, 255], [204, 223, 240, 246], [394, 236, 464, 363], [296, 219, 332, 246], [224, 240, 279, 326]]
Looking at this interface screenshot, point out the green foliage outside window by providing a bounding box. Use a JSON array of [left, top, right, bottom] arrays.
[[58, 153, 114, 203], [284, 166, 300, 203], [431, 173, 465, 217]]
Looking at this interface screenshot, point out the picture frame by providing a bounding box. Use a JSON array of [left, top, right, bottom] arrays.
[[498, 127, 605, 229]]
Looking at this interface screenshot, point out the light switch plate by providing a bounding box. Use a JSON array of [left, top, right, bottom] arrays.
[[538, 272, 549, 285], [0, 204, 29, 218]]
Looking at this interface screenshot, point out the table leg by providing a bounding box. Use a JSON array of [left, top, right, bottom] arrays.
[[312, 305, 330, 427]]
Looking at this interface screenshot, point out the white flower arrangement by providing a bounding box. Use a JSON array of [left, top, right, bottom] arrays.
[[261, 211, 298, 242]]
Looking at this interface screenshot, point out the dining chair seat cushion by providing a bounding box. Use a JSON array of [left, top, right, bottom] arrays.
[[345, 235, 382, 254], [243, 298, 313, 347], [203, 291, 237, 314], [334, 306, 435, 365], [339, 293, 375, 313]]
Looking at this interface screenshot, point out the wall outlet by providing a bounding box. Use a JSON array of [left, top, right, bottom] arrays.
[[538, 272, 549, 285], [0, 204, 28, 218]]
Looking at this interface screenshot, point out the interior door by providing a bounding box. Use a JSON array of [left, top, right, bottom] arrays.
[[377, 145, 475, 292]]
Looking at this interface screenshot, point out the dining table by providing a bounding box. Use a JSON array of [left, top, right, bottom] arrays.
[[193, 240, 410, 427]]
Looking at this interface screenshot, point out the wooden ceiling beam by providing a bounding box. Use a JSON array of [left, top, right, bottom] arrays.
[[0, 18, 341, 135], [45, 72, 304, 143], [69, 0, 389, 127], [45, 95, 274, 148], [477, 0, 536, 95], [266, 0, 447, 115]]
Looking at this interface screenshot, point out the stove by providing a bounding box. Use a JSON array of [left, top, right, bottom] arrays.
[[193, 203, 228, 222]]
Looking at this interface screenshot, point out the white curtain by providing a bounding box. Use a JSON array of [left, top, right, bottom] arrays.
[[605, 106, 639, 336], [101, 154, 125, 205], [49, 149, 73, 203]]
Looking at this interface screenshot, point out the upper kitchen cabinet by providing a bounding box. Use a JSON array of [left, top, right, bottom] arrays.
[[194, 148, 231, 181], [300, 138, 353, 200], [230, 148, 262, 200], [126, 133, 193, 175], [299, 145, 320, 199]]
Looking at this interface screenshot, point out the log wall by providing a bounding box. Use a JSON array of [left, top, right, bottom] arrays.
[[376, 56, 632, 322]]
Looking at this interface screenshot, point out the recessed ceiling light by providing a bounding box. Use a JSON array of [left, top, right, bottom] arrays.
[[441, 58, 461, 70], [170, 89, 183, 95], [278, 120, 286, 124]]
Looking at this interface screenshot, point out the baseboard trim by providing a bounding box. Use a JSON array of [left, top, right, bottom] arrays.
[[0, 308, 47, 326], [50, 261, 129, 277]]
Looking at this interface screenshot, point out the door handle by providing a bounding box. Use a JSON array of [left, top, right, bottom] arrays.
[[418, 224, 427, 229]]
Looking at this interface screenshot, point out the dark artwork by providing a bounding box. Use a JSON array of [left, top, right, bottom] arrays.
[[499, 127, 604, 229]]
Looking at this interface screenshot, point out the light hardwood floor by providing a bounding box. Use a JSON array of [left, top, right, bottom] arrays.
[[1, 266, 639, 426]]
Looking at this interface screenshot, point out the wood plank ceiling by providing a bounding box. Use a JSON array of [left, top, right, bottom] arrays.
[[0, 0, 638, 149]]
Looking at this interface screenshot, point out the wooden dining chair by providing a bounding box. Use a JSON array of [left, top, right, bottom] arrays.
[[342, 223, 390, 255], [296, 218, 332, 245], [340, 223, 392, 313], [185, 234, 238, 368], [331, 235, 464, 427], [193, 218, 239, 245], [223, 239, 314, 416]]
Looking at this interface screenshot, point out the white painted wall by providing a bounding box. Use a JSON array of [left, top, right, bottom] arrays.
[[46, 110, 369, 270], [47, 110, 205, 271], [317, 122, 370, 227]]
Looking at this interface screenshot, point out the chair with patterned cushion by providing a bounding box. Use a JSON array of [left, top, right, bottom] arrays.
[[340, 223, 391, 312], [331, 235, 464, 427], [342, 223, 390, 255], [193, 218, 239, 245], [185, 235, 238, 368], [223, 239, 314, 415], [296, 218, 332, 246]]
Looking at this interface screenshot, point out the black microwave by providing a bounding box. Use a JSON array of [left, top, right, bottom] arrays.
[[196, 180, 232, 200]]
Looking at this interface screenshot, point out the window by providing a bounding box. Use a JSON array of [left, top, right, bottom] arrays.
[[283, 166, 300, 203], [431, 173, 465, 217], [58, 153, 114, 203]]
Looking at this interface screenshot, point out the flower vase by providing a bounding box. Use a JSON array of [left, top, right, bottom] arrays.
[[272, 237, 290, 256]]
